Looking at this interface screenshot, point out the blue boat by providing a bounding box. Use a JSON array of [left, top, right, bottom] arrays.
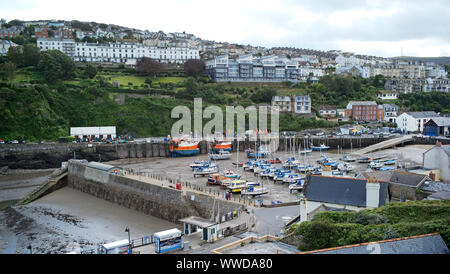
[[246, 148, 270, 158], [379, 166, 395, 171], [384, 159, 396, 165], [311, 143, 330, 151]]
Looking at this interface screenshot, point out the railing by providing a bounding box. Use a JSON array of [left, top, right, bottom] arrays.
[[123, 168, 254, 207]]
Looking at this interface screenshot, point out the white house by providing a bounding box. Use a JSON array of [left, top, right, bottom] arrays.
[[423, 144, 450, 183], [382, 104, 398, 123], [396, 111, 441, 133], [377, 91, 398, 100], [292, 95, 311, 114], [0, 39, 18, 56]]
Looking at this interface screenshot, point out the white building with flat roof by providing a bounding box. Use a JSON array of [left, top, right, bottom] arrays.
[[70, 126, 116, 139], [37, 38, 199, 65]]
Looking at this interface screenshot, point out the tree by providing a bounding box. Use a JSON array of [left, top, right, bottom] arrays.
[[6, 46, 24, 66], [22, 44, 41, 67], [136, 57, 167, 77], [38, 50, 75, 82], [1, 61, 17, 85], [84, 64, 97, 79], [183, 59, 205, 78]]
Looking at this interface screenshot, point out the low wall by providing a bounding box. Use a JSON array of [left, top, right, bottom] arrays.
[[3, 136, 447, 169], [67, 161, 244, 223]]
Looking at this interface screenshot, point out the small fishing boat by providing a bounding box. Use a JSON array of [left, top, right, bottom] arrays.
[[222, 170, 241, 179], [310, 143, 330, 151], [384, 159, 396, 166], [289, 179, 305, 193], [317, 156, 330, 165], [193, 166, 219, 177], [273, 170, 292, 182], [246, 148, 270, 158], [298, 149, 312, 155], [369, 160, 384, 170], [379, 166, 395, 171], [340, 154, 357, 162], [209, 150, 232, 160], [189, 160, 210, 169], [241, 186, 268, 197], [296, 164, 315, 173], [358, 157, 372, 163], [232, 162, 244, 167], [226, 180, 247, 193], [266, 158, 282, 164], [338, 162, 355, 172], [283, 174, 302, 184], [323, 161, 339, 169], [331, 170, 345, 176], [206, 173, 226, 186], [260, 169, 273, 178], [282, 158, 301, 169], [254, 164, 272, 175]]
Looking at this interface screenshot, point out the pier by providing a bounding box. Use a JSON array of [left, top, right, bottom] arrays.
[[355, 135, 415, 154]]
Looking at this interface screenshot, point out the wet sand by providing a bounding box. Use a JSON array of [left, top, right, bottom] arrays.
[[0, 170, 55, 205], [0, 187, 180, 254]]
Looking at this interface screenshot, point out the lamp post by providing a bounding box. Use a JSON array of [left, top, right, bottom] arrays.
[[125, 226, 131, 254]]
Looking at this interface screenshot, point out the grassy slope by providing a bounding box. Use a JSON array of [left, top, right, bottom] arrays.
[[287, 199, 450, 251]]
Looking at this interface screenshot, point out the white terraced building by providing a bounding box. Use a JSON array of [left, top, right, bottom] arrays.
[[37, 38, 199, 65]]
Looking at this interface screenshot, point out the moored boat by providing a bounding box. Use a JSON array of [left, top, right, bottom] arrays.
[[310, 143, 330, 151], [210, 140, 232, 152], [246, 147, 270, 158], [209, 150, 232, 160], [241, 186, 268, 197], [226, 180, 247, 193], [222, 170, 241, 179], [193, 166, 219, 177], [170, 139, 200, 157]]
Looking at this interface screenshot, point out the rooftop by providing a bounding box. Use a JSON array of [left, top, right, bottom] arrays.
[[389, 170, 430, 188], [304, 175, 389, 208], [405, 111, 440, 118], [298, 233, 449, 254]]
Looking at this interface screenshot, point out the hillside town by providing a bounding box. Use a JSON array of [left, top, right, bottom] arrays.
[[0, 19, 448, 91]]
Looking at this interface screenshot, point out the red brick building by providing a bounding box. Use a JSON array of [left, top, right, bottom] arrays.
[[346, 101, 384, 122], [35, 27, 73, 39], [0, 26, 23, 38]]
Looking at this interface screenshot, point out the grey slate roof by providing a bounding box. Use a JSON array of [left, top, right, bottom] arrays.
[[304, 175, 389, 207], [427, 191, 450, 200], [406, 111, 440, 118], [389, 170, 430, 188], [303, 233, 449, 254], [420, 181, 450, 193]]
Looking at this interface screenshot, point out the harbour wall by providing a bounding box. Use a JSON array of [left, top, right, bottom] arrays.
[[67, 161, 244, 223], [1, 137, 449, 169]]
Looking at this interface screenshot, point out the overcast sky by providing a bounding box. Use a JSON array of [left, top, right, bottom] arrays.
[[1, 0, 449, 57]]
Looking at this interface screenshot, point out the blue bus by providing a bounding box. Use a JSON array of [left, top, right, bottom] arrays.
[[154, 229, 183, 254]]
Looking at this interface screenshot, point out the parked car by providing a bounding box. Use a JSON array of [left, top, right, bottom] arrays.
[[11, 140, 19, 144], [0, 139, 4, 144]]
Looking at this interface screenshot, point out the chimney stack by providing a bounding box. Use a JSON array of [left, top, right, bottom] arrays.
[[366, 177, 380, 208], [300, 198, 308, 223]]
